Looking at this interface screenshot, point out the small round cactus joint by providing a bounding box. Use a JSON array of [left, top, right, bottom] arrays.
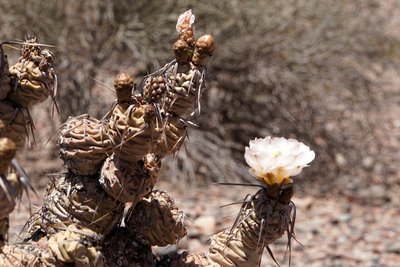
[[192, 34, 215, 65], [114, 71, 134, 104], [173, 39, 194, 64]]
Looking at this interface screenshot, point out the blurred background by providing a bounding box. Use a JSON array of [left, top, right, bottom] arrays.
[[1, 0, 399, 266]]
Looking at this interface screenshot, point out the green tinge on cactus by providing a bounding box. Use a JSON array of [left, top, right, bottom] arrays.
[[59, 115, 112, 175], [211, 186, 294, 267], [99, 154, 159, 203], [126, 190, 187, 247]]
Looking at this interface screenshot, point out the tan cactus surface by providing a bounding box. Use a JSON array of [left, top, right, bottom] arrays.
[[207, 186, 293, 267], [0, 172, 23, 246], [34, 174, 124, 236], [47, 224, 104, 266], [192, 35, 215, 66], [107, 103, 156, 162], [126, 190, 187, 247], [7, 40, 55, 107], [99, 154, 160, 203], [164, 63, 205, 117], [0, 245, 44, 267], [0, 137, 16, 174], [59, 115, 112, 175], [114, 71, 134, 104], [155, 115, 187, 157]]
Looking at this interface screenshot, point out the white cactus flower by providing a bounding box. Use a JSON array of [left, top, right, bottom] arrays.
[[244, 136, 315, 185], [176, 9, 195, 33]]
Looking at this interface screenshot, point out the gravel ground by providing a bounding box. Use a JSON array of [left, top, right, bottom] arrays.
[[8, 176, 400, 267]]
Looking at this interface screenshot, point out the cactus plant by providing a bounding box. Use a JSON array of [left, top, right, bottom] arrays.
[[0, 10, 315, 267]]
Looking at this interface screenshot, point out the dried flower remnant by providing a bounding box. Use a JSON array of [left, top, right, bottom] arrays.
[[245, 136, 315, 185], [176, 9, 195, 34], [176, 9, 196, 46]]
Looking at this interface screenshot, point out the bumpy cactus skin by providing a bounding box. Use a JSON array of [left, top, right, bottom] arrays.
[[8, 38, 55, 107], [0, 244, 56, 267], [159, 186, 294, 267], [32, 173, 125, 236], [0, 37, 56, 154], [99, 154, 160, 203], [107, 104, 156, 162], [59, 115, 112, 175], [208, 188, 292, 266], [126, 190, 187, 246], [47, 224, 104, 266]]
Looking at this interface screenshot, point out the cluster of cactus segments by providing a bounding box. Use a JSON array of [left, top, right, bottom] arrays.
[[0, 10, 315, 267], [0, 37, 56, 250]]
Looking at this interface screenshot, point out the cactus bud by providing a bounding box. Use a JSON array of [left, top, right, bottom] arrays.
[[192, 34, 215, 65], [114, 72, 134, 104]]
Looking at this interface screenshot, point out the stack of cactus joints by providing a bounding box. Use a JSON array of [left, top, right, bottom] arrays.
[[0, 38, 56, 253], [0, 10, 316, 267], [6, 9, 214, 266]]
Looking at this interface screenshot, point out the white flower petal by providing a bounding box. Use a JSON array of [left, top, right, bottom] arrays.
[[244, 136, 315, 185]]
